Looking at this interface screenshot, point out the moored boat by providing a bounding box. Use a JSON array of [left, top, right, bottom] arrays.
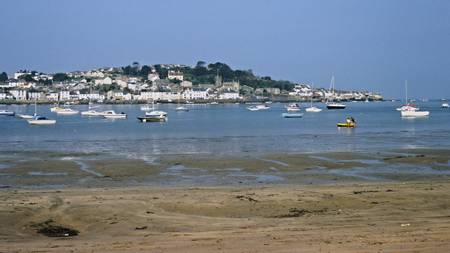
[[326, 76, 346, 110], [175, 106, 189, 112], [102, 110, 127, 119], [286, 103, 301, 112], [0, 110, 15, 116], [247, 104, 270, 111], [442, 103, 449, 108], [28, 116, 56, 125], [17, 114, 35, 119], [56, 108, 79, 115]]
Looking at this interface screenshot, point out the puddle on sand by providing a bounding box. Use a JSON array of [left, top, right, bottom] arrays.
[[28, 171, 68, 176], [60, 157, 104, 177]]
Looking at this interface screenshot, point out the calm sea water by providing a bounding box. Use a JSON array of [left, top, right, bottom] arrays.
[[1, 101, 449, 158]]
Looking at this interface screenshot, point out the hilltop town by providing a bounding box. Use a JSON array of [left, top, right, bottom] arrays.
[[0, 62, 382, 103]]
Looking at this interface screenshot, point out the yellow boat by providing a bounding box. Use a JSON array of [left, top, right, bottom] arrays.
[[337, 122, 356, 128]]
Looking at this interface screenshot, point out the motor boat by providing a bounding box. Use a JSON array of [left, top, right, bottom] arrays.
[[0, 110, 15, 116], [305, 106, 322, 112], [337, 122, 356, 128], [81, 110, 105, 116], [145, 110, 167, 117], [139, 110, 167, 122], [282, 112, 303, 118], [442, 103, 449, 108], [17, 114, 35, 119], [247, 104, 270, 111], [175, 106, 189, 112], [56, 108, 79, 115], [326, 102, 346, 109], [210, 101, 219, 105], [28, 116, 56, 125], [286, 103, 301, 112], [102, 110, 127, 119]]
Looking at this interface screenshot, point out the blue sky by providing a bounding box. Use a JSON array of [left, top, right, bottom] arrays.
[[1, 0, 449, 98]]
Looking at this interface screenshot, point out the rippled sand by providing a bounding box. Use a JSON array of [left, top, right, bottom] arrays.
[[1, 181, 450, 252]]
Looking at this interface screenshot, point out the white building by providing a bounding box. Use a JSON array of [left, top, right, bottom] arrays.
[[167, 70, 184, 81], [59, 91, 71, 101], [182, 88, 209, 100], [148, 73, 160, 82], [219, 92, 240, 100], [9, 90, 27, 100], [28, 92, 44, 100], [46, 93, 59, 101], [94, 77, 112, 85], [140, 91, 180, 101], [0, 93, 7, 100], [14, 71, 30, 79]]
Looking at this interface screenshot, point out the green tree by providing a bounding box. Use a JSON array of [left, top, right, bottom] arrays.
[[0, 72, 7, 82], [140, 65, 151, 78], [53, 73, 69, 82]]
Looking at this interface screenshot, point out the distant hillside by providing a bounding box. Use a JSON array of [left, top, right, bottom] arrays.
[[121, 61, 296, 91]]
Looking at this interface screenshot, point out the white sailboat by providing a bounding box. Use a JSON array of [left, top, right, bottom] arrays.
[[138, 84, 167, 122], [396, 80, 419, 111], [28, 99, 56, 125], [326, 76, 346, 109], [400, 80, 429, 117], [81, 87, 104, 116], [305, 84, 322, 112]]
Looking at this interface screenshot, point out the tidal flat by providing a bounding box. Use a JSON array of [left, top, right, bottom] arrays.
[[0, 148, 449, 188]]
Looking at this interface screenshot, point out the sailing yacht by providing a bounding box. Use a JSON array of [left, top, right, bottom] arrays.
[[138, 85, 167, 122], [27, 99, 56, 125], [81, 87, 104, 116], [396, 81, 419, 111], [326, 76, 346, 109], [305, 84, 322, 112], [400, 81, 429, 117]]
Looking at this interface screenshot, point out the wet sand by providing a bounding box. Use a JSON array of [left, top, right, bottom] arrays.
[[1, 148, 450, 188], [1, 181, 450, 252]]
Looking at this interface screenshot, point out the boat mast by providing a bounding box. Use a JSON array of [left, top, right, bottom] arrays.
[[405, 80, 408, 105], [34, 98, 37, 116]]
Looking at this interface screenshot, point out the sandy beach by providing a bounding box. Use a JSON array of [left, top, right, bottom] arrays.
[[1, 180, 450, 252]]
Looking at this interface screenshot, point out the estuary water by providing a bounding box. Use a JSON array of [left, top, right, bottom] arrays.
[[0, 101, 450, 158]]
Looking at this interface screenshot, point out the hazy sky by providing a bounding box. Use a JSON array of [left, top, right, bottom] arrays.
[[1, 0, 449, 98]]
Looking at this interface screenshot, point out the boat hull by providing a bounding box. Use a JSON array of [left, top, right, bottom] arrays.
[[401, 111, 429, 117], [104, 115, 126, 119], [17, 114, 34, 119], [138, 116, 166, 122], [28, 119, 56, 125], [0, 111, 15, 116], [282, 113, 303, 118], [327, 104, 346, 109], [337, 123, 355, 128], [305, 107, 322, 112]]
